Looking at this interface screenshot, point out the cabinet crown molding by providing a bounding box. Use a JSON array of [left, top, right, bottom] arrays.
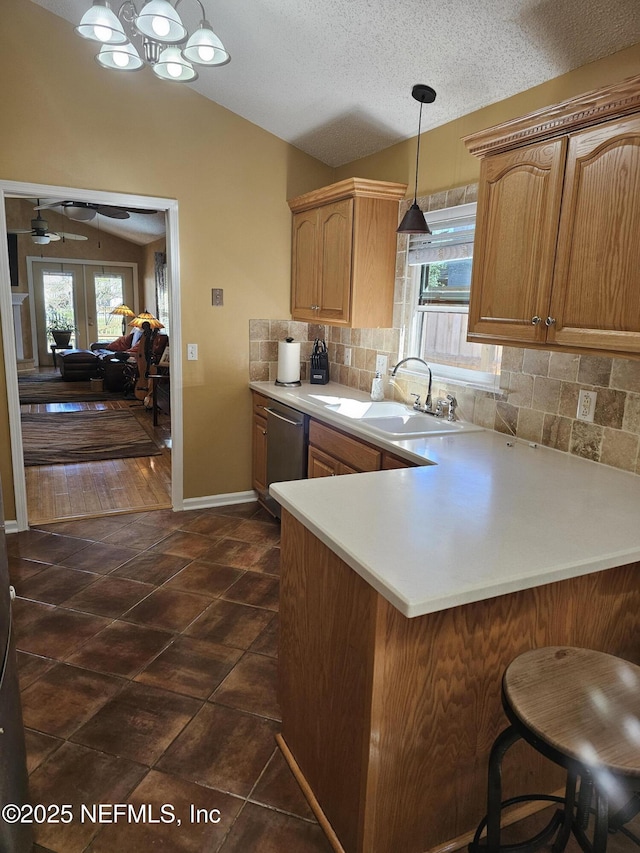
[[288, 177, 407, 213], [464, 73, 640, 157]]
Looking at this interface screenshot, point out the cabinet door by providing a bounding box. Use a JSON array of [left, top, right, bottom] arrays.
[[252, 414, 268, 493], [317, 199, 353, 324], [468, 138, 566, 344], [549, 114, 640, 354], [308, 445, 340, 478], [291, 210, 318, 321]]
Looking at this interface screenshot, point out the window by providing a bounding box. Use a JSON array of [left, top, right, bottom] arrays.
[[403, 200, 501, 387]]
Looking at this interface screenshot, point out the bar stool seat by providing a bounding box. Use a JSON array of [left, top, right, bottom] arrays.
[[472, 647, 640, 853]]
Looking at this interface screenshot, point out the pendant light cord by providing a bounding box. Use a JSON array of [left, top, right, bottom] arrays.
[[413, 100, 424, 204]]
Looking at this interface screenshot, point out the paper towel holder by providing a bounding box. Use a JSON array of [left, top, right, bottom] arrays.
[[275, 337, 302, 387]]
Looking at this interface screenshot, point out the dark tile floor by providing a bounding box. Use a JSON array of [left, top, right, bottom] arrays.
[[8, 502, 333, 853]]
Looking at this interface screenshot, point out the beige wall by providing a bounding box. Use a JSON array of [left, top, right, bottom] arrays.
[[0, 0, 333, 519], [334, 43, 640, 194]]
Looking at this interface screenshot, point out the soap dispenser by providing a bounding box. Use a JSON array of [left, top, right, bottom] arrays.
[[370, 371, 384, 402]]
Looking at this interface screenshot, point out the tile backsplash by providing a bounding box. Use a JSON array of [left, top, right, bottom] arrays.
[[250, 182, 640, 476]]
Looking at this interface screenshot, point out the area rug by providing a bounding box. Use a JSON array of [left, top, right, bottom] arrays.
[[18, 372, 119, 404], [21, 409, 162, 466]]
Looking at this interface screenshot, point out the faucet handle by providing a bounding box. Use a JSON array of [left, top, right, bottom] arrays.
[[446, 394, 458, 421], [410, 393, 421, 410]]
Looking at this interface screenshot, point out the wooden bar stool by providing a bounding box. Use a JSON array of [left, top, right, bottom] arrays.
[[472, 647, 640, 853]]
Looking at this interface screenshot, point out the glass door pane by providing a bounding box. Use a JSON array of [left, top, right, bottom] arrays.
[[85, 266, 135, 344], [31, 262, 83, 366], [43, 270, 77, 348]]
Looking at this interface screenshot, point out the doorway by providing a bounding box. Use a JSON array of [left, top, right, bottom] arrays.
[[0, 180, 184, 530]]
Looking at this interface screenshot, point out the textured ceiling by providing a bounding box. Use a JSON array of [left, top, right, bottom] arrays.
[[32, 0, 640, 166]]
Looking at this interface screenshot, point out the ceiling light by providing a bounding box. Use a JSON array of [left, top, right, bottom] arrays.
[[397, 84, 437, 235], [64, 205, 98, 221], [182, 21, 229, 66], [75, 1, 127, 44], [154, 46, 197, 81], [135, 0, 186, 42], [32, 234, 51, 245], [74, 0, 229, 82], [97, 41, 144, 71]]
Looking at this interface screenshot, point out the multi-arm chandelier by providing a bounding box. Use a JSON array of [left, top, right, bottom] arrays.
[[75, 0, 230, 82]]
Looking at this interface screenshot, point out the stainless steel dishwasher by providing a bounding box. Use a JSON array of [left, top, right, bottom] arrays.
[[264, 400, 309, 518]]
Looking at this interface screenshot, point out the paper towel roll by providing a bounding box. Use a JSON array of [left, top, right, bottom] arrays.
[[277, 339, 301, 384]]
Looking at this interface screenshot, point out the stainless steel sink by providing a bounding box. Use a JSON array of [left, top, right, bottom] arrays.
[[363, 414, 483, 439]]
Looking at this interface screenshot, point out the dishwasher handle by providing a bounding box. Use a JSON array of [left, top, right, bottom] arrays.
[[264, 406, 305, 427]]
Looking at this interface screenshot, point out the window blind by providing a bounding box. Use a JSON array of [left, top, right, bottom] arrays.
[[408, 202, 476, 266]]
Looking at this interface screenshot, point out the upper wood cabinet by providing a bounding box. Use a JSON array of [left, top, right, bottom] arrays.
[[465, 75, 640, 357], [288, 178, 407, 328]]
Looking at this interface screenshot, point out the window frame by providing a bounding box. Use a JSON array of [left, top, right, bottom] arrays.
[[397, 198, 502, 390]]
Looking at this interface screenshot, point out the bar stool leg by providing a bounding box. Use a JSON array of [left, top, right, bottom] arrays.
[[592, 788, 609, 853], [487, 726, 522, 853], [551, 770, 578, 853]]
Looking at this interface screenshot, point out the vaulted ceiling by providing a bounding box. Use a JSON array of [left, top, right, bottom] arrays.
[[33, 0, 640, 167]]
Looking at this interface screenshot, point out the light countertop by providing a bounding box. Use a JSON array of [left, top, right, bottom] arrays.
[[251, 380, 640, 618]]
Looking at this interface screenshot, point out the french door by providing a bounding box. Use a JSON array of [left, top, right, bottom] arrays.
[[30, 261, 135, 366]]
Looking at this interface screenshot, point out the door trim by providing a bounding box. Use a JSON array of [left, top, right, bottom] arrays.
[[0, 179, 183, 529]]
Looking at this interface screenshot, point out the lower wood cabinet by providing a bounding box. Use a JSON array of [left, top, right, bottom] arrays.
[[251, 392, 269, 494], [308, 419, 381, 478], [381, 452, 418, 470]]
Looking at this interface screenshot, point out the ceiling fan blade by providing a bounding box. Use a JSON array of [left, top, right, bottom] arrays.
[[33, 200, 71, 210], [96, 205, 129, 219], [7, 229, 33, 234], [53, 232, 88, 241], [46, 233, 62, 242]]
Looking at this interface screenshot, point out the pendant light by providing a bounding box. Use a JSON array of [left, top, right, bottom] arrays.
[[397, 84, 437, 235]]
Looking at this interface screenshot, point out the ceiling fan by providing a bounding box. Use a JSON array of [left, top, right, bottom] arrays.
[[35, 200, 158, 221], [7, 212, 88, 245]]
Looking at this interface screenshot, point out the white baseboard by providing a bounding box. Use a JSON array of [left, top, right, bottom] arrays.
[[4, 520, 20, 535], [182, 490, 258, 512]]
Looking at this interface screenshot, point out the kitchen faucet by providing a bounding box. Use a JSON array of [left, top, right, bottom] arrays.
[[390, 357, 433, 411]]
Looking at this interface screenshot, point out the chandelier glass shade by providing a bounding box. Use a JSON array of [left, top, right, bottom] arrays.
[[75, 0, 229, 81]]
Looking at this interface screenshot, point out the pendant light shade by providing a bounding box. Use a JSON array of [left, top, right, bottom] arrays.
[[97, 41, 144, 71], [76, 1, 127, 44], [153, 46, 198, 81], [182, 22, 230, 66], [135, 0, 187, 43], [397, 84, 437, 235]]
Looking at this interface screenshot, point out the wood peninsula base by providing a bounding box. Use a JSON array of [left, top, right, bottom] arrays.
[[278, 510, 640, 853]]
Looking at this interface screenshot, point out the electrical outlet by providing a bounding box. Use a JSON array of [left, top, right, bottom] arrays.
[[344, 347, 352, 366], [211, 288, 223, 306], [577, 389, 597, 422], [187, 343, 198, 361], [376, 354, 388, 375]]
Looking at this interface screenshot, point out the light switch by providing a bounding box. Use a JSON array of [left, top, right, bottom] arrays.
[[187, 343, 198, 361]]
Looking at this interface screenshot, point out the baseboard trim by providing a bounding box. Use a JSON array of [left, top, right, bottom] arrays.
[[4, 520, 20, 535], [182, 490, 258, 511]]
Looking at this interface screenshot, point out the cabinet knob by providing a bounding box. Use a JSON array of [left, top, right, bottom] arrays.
[[545, 316, 556, 326], [531, 316, 542, 325]]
